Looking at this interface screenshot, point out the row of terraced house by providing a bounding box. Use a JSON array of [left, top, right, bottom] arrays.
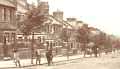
[[0, 0, 108, 59]]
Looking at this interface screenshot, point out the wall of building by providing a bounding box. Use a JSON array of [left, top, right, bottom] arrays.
[[0, 5, 16, 25], [0, 1, 17, 57]]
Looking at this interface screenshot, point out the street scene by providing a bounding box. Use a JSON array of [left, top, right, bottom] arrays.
[[11, 53, 120, 69], [0, 0, 120, 69]]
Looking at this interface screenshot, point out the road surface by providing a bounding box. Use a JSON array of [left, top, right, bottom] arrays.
[[6, 53, 120, 69]]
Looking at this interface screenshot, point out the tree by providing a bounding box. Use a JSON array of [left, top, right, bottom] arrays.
[[20, 8, 48, 35], [76, 24, 90, 57], [104, 35, 112, 52], [19, 5, 48, 64], [59, 28, 70, 42], [59, 28, 71, 60], [92, 31, 111, 56]]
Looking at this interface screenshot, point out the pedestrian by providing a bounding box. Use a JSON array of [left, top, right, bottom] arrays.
[[12, 48, 16, 63], [46, 49, 53, 66], [35, 49, 41, 65], [13, 49, 21, 67], [92, 45, 98, 57]]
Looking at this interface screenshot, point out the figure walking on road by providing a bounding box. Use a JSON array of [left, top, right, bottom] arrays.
[[46, 49, 53, 66], [13, 49, 21, 67], [35, 49, 41, 65]]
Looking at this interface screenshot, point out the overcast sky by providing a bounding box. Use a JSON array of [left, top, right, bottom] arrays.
[[28, 0, 120, 36]]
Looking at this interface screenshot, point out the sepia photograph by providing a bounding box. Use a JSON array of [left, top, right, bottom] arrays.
[[0, 0, 120, 69]]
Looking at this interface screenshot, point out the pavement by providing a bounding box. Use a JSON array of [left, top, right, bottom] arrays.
[[0, 54, 83, 69], [0, 52, 119, 69]]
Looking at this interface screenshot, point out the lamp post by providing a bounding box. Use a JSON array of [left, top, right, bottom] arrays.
[[63, 42, 69, 60], [65, 42, 69, 60], [31, 32, 34, 64]]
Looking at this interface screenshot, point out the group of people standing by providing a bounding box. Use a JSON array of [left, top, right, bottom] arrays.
[[35, 49, 53, 66], [12, 48, 53, 68]]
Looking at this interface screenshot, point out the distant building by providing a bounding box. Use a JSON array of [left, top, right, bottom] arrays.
[[17, 0, 29, 13], [53, 10, 64, 21], [66, 18, 84, 29], [16, 0, 30, 25], [38, 2, 49, 15]]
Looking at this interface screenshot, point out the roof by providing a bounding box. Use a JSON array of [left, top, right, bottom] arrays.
[[16, 0, 29, 13], [49, 15, 73, 29], [0, 0, 15, 8], [0, 23, 17, 31]]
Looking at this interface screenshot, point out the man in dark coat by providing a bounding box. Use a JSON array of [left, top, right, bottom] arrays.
[[46, 50, 53, 66], [92, 45, 98, 57]]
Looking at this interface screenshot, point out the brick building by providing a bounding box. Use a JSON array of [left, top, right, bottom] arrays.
[[0, 0, 17, 57]]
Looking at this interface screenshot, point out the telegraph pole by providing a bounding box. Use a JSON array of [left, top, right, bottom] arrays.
[[31, 32, 34, 64]]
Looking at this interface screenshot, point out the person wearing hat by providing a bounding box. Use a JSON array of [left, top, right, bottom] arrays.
[[46, 49, 53, 66]]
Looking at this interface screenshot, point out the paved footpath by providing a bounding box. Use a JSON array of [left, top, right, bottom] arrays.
[[0, 54, 83, 69], [0, 52, 119, 69]]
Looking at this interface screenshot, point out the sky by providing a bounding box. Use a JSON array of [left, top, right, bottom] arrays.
[[27, 0, 120, 36]]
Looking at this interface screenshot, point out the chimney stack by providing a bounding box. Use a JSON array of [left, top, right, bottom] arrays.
[[53, 10, 64, 21]]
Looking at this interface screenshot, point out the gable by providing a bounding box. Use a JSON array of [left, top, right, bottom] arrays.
[[44, 15, 62, 25], [44, 15, 73, 29]]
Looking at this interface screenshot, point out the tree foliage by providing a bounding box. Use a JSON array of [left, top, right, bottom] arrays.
[[94, 32, 106, 45], [60, 28, 70, 42], [77, 24, 90, 43], [20, 6, 48, 35]]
